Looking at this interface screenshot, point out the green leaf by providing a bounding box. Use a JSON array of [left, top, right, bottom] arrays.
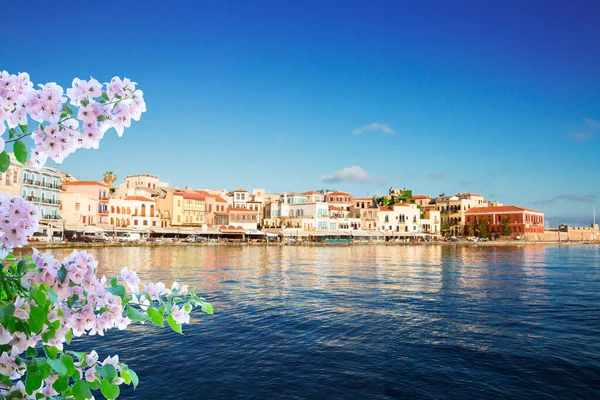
[[32, 288, 47, 308], [110, 276, 118, 287], [57, 265, 68, 283], [18, 124, 28, 134], [97, 364, 117, 382], [97, 115, 108, 122], [88, 379, 101, 390], [73, 380, 93, 400], [128, 368, 139, 389], [52, 375, 69, 392], [25, 367, 43, 395], [108, 284, 125, 298], [121, 369, 132, 385], [65, 329, 73, 344], [46, 288, 58, 303], [8, 128, 17, 139], [60, 111, 68, 119], [0, 303, 15, 324], [102, 91, 109, 101], [101, 379, 120, 399], [44, 346, 60, 360], [47, 357, 67, 375], [62, 102, 74, 115], [14, 140, 28, 164], [127, 305, 149, 322], [202, 302, 214, 315], [4, 253, 15, 260], [27, 347, 38, 359], [29, 306, 46, 334], [168, 314, 183, 334], [17, 259, 28, 273], [146, 306, 164, 327], [62, 355, 76, 376], [81, 98, 89, 107], [37, 359, 51, 380]]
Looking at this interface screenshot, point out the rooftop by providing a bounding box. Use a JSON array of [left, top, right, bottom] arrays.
[[63, 180, 108, 187], [465, 205, 543, 214]]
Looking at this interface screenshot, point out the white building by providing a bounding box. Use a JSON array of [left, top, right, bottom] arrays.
[[377, 203, 421, 234], [20, 164, 62, 221], [60, 192, 99, 229]]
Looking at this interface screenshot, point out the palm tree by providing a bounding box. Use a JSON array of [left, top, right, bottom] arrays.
[[103, 171, 118, 188]]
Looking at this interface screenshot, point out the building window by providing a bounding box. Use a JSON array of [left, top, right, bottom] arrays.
[[143, 220, 148, 226], [177, 200, 181, 207], [177, 215, 181, 222], [134, 220, 138, 226], [75, 203, 80, 210]]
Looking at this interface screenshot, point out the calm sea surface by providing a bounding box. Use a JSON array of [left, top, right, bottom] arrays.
[[32, 245, 600, 399]]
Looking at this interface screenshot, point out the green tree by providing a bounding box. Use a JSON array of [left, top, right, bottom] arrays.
[[103, 170, 118, 187], [441, 223, 451, 237], [478, 217, 489, 238], [467, 223, 476, 237], [501, 216, 512, 236]]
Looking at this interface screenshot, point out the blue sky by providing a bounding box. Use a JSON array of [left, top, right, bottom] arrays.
[[2, 0, 599, 226]]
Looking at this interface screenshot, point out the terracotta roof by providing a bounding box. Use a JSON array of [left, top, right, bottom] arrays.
[[465, 206, 543, 214], [326, 191, 351, 196], [412, 195, 430, 199], [124, 196, 154, 202], [227, 207, 257, 213], [328, 205, 343, 211], [182, 193, 205, 200], [379, 206, 392, 212], [302, 191, 321, 195], [214, 196, 228, 203], [233, 188, 248, 192], [63, 180, 108, 187], [214, 211, 228, 216], [456, 193, 483, 197], [353, 197, 373, 201]]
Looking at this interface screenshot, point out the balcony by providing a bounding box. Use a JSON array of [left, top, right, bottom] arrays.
[[99, 209, 109, 215], [41, 215, 60, 220], [22, 179, 62, 190], [25, 196, 61, 206]]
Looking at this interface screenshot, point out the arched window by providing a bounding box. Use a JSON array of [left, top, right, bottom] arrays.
[[150, 205, 154, 217], [141, 204, 146, 217], [116, 206, 121, 214]]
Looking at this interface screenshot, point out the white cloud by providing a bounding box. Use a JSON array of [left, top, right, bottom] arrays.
[[352, 122, 394, 135], [321, 166, 380, 184]]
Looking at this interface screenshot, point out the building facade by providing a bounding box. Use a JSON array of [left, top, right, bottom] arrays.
[[20, 164, 62, 220], [0, 153, 22, 196], [464, 206, 545, 236]]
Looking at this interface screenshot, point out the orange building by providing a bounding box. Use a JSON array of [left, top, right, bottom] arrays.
[[464, 206, 544, 236]]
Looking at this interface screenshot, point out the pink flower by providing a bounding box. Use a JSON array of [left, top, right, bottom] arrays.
[[121, 267, 140, 294], [170, 305, 190, 325], [13, 296, 30, 320], [85, 366, 97, 382]]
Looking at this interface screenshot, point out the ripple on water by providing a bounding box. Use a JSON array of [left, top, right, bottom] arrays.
[[22, 244, 600, 399]]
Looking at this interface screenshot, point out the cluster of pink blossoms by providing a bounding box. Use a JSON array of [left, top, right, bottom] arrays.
[[0, 248, 191, 397], [0, 193, 40, 258], [0, 71, 146, 168]]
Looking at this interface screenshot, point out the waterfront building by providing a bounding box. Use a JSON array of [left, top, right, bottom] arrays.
[[350, 198, 378, 230], [435, 193, 488, 236], [228, 207, 259, 230], [377, 203, 421, 234], [20, 164, 62, 221], [62, 181, 110, 225], [60, 192, 99, 229], [172, 192, 205, 226], [231, 188, 250, 208], [113, 173, 168, 199], [419, 208, 441, 235], [125, 196, 160, 228], [0, 153, 22, 196], [325, 191, 353, 211], [195, 190, 227, 227], [107, 198, 133, 228], [412, 195, 431, 206], [464, 206, 545, 236], [301, 191, 325, 203]]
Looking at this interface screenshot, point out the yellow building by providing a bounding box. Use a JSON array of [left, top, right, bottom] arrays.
[[435, 193, 488, 236], [172, 192, 205, 226]]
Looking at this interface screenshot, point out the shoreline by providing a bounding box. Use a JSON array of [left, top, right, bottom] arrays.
[[19, 240, 600, 251]]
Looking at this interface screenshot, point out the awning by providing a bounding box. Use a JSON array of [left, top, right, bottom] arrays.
[[246, 229, 265, 235], [280, 230, 309, 237]]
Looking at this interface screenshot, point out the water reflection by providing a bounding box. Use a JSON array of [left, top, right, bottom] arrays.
[[13, 244, 600, 399]]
